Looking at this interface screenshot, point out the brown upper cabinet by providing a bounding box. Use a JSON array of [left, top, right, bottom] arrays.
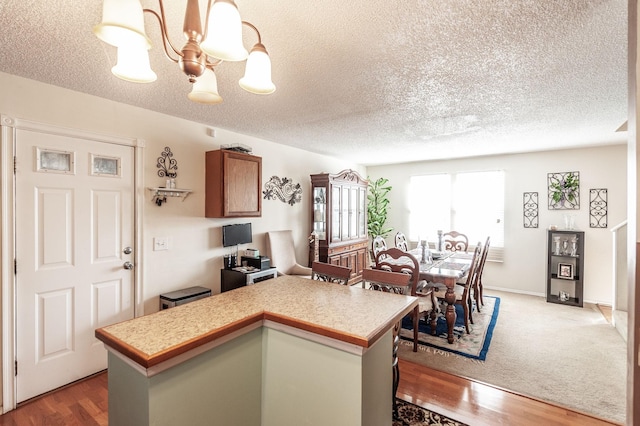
[[205, 150, 262, 218]]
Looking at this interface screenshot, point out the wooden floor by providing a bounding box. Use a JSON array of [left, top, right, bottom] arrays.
[[0, 361, 621, 425]]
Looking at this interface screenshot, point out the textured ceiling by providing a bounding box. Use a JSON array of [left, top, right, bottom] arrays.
[[0, 0, 628, 165]]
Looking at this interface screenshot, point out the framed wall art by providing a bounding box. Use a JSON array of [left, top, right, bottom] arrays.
[[557, 263, 574, 280]]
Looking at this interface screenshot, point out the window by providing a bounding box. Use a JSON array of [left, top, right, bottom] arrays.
[[409, 170, 504, 261]]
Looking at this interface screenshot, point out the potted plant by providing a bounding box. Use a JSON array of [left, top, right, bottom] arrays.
[[367, 177, 393, 239]]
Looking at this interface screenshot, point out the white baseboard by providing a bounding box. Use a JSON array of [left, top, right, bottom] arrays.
[[484, 286, 612, 306], [484, 286, 544, 298]]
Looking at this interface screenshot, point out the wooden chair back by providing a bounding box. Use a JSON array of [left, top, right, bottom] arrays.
[[373, 247, 425, 353], [311, 261, 352, 285], [362, 268, 411, 295], [443, 231, 469, 252], [474, 236, 491, 309], [372, 235, 388, 257], [374, 247, 420, 296], [394, 232, 409, 251]]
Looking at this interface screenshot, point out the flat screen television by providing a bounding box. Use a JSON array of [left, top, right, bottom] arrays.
[[222, 223, 252, 247]]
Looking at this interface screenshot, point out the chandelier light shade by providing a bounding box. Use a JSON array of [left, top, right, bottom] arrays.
[[239, 44, 276, 94], [93, 0, 151, 48], [112, 43, 157, 83], [188, 68, 223, 104], [200, 0, 248, 62], [93, 0, 275, 104]]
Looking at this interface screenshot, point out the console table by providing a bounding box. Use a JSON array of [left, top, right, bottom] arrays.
[[95, 275, 417, 426]]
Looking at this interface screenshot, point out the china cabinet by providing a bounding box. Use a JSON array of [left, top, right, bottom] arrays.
[[205, 149, 261, 218], [546, 230, 584, 307], [310, 170, 368, 284]]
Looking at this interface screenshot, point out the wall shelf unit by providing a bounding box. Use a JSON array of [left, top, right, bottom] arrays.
[[148, 187, 192, 206], [546, 229, 584, 307]]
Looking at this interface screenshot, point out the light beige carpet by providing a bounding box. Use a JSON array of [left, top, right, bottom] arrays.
[[398, 290, 627, 423]]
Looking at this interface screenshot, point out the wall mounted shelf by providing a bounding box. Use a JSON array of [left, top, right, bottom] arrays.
[[148, 187, 192, 206]]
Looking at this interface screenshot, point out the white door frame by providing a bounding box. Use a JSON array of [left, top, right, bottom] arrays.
[[0, 114, 145, 412]]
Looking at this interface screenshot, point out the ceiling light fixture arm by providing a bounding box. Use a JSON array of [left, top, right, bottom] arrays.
[[142, 8, 180, 63], [242, 21, 262, 44]]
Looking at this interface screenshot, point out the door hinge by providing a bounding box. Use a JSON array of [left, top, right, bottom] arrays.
[[14, 156, 16, 174], [14, 259, 17, 274], [14, 360, 17, 376]]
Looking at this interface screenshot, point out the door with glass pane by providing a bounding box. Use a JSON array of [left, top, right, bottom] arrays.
[[15, 129, 135, 402]]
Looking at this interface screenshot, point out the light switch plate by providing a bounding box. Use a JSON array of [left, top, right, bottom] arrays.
[[154, 237, 169, 251]]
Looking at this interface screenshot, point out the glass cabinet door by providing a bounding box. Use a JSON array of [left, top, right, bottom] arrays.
[[312, 187, 326, 240], [341, 186, 349, 241], [358, 187, 366, 237], [331, 186, 341, 241], [349, 186, 357, 239]]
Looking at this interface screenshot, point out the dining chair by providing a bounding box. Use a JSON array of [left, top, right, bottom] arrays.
[[394, 231, 409, 251], [361, 268, 411, 420], [374, 248, 438, 352], [473, 236, 491, 312], [266, 230, 312, 277], [372, 235, 388, 257], [427, 244, 481, 334], [443, 231, 469, 252], [311, 261, 352, 285]]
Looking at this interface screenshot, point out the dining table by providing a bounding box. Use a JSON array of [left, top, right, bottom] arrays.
[[410, 249, 473, 344]]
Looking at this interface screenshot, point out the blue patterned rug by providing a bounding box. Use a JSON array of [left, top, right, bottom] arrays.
[[399, 296, 500, 360]]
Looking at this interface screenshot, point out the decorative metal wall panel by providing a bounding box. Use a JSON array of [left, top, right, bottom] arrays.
[[589, 188, 608, 228], [263, 176, 302, 205], [523, 192, 538, 228], [547, 171, 580, 210]]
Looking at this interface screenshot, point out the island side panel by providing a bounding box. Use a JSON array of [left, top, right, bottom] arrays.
[[362, 329, 393, 425], [108, 352, 150, 425], [108, 328, 263, 426], [261, 327, 392, 426]]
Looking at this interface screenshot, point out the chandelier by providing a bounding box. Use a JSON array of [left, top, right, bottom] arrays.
[[93, 0, 275, 105]]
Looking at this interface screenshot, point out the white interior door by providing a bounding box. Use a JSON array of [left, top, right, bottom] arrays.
[[15, 129, 135, 402]]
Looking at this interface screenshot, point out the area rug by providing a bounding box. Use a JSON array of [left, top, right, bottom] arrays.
[[393, 399, 468, 426], [397, 290, 627, 424], [399, 296, 500, 360]]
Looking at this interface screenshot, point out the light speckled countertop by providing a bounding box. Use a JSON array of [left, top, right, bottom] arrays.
[[95, 275, 418, 368]]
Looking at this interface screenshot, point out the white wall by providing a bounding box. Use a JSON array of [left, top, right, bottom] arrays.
[[0, 72, 363, 314], [367, 146, 627, 304]]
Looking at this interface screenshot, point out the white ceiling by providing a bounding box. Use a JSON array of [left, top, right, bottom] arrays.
[[0, 0, 628, 165]]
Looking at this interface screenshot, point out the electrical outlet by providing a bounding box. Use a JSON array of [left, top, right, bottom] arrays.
[[154, 237, 169, 251]]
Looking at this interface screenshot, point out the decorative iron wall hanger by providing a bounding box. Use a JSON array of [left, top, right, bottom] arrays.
[[589, 188, 608, 228], [157, 146, 178, 178], [263, 176, 302, 205], [523, 192, 539, 228]]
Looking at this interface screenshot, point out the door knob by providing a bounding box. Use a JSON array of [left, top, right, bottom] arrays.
[[123, 261, 134, 270], [123, 246, 132, 255]]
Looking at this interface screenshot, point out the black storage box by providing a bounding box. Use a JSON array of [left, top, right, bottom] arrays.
[[159, 286, 211, 310], [241, 255, 271, 270]]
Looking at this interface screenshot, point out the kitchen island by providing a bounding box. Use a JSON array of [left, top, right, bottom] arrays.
[[95, 275, 418, 426]]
